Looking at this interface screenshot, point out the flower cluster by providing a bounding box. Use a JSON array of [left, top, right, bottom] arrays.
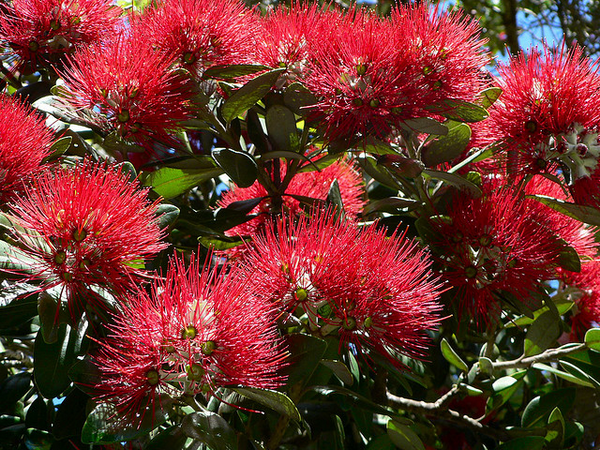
[[7, 160, 166, 319], [0, 94, 53, 204], [0, 0, 120, 71], [93, 252, 287, 419], [241, 211, 444, 367]]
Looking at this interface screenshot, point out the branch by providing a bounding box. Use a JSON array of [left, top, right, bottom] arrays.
[[492, 343, 586, 370]]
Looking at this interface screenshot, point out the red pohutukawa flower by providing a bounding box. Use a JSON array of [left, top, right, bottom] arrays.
[[242, 211, 443, 368], [59, 32, 192, 150], [140, 0, 258, 78], [0, 94, 53, 204], [488, 44, 600, 186], [561, 260, 600, 340], [303, 4, 488, 142], [92, 252, 287, 420], [0, 0, 120, 71], [218, 159, 365, 241], [7, 160, 167, 318], [253, 3, 342, 86], [430, 178, 563, 324]]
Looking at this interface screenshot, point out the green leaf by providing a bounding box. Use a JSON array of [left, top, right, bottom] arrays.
[[584, 328, 600, 351], [180, 409, 237, 450], [496, 437, 546, 450], [155, 204, 180, 230], [320, 359, 354, 386], [401, 117, 448, 136], [556, 239, 581, 273], [545, 407, 565, 447], [0, 294, 38, 330], [423, 169, 482, 198], [479, 356, 493, 375], [387, 420, 425, 450], [311, 385, 393, 416], [524, 310, 561, 357], [232, 387, 301, 422], [53, 388, 89, 439], [440, 338, 468, 372], [362, 138, 403, 156], [422, 123, 471, 167], [147, 425, 187, 450], [426, 99, 489, 123], [487, 373, 526, 411], [326, 180, 345, 220], [559, 360, 600, 388], [212, 147, 258, 188], [532, 363, 595, 388], [199, 236, 246, 251], [477, 87, 503, 109], [203, 64, 270, 80], [297, 153, 340, 173], [0, 372, 31, 413], [522, 387, 576, 428], [283, 334, 328, 387], [357, 155, 403, 190], [44, 136, 72, 162], [221, 68, 285, 123], [283, 82, 318, 115], [142, 166, 223, 199], [266, 105, 299, 152], [363, 197, 420, 215], [81, 398, 172, 444], [528, 194, 600, 226], [34, 322, 88, 398]]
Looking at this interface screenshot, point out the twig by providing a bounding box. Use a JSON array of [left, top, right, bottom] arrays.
[[492, 343, 586, 370]]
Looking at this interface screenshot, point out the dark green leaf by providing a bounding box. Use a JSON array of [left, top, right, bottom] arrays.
[[311, 385, 393, 416], [284, 334, 328, 387], [221, 68, 285, 123], [496, 436, 546, 450], [212, 147, 258, 188], [387, 420, 425, 450], [423, 169, 482, 198], [362, 138, 403, 156], [34, 322, 88, 398], [232, 387, 301, 422], [326, 180, 345, 220], [545, 407, 565, 447], [560, 360, 600, 388], [477, 87, 503, 109], [283, 82, 318, 115], [532, 363, 595, 388], [487, 372, 526, 411], [142, 166, 223, 199], [426, 99, 489, 123], [155, 204, 180, 230], [147, 425, 188, 450], [422, 123, 471, 167], [181, 409, 237, 450], [0, 372, 31, 413], [556, 239, 581, 273], [25, 396, 49, 431], [524, 310, 561, 357], [203, 64, 270, 80], [528, 194, 600, 226], [401, 117, 448, 135], [522, 387, 576, 428], [357, 155, 403, 190], [266, 104, 299, 152], [199, 236, 246, 251], [298, 153, 340, 173], [319, 360, 354, 386], [363, 197, 420, 215], [81, 398, 172, 444], [0, 294, 38, 330], [103, 132, 145, 153], [53, 388, 89, 439], [440, 338, 468, 372], [44, 136, 72, 162]]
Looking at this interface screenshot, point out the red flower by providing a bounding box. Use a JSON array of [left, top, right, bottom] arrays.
[[0, 94, 53, 204], [488, 44, 600, 181], [242, 211, 443, 367], [562, 260, 600, 340], [218, 158, 365, 241], [140, 0, 258, 78], [7, 160, 167, 319], [304, 4, 488, 142], [92, 251, 287, 420], [254, 3, 341, 85], [430, 178, 562, 324], [0, 0, 120, 71], [59, 31, 192, 150]]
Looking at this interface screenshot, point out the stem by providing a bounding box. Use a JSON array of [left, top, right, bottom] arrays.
[[267, 382, 303, 450], [492, 343, 587, 370], [485, 322, 497, 359]]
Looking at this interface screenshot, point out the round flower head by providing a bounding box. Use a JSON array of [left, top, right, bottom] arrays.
[[92, 251, 287, 421], [59, 31, 192, 150], [0, 94, 53, 204], [561, 260, 600, 340], [488, 44, 600, 181], [242, 211, 443, 368], [254, 2, 341, 86], [430, 178, 562, 324], [140, 0, 258, 78], [0, 0, 120, 72], [7, 160, 167, 319], [218, 158, 365, 242]]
